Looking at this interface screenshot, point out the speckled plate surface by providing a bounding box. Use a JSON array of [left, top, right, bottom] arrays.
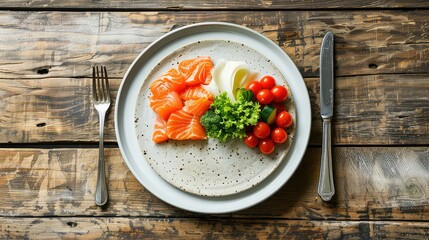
[[115, 22, 311, 213], [134, 40, 296, 196]]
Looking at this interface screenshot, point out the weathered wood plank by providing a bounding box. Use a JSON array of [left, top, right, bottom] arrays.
[[0, 78, 119, 144], [0, 11, 428, 79], [1, 74, 427, 145], [0, 147, 427, 220], [0, 217, 428, 239], [1, 0, 429, 10]]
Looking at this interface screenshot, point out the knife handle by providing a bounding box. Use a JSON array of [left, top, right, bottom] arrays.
[[318, 118, 335, 201]]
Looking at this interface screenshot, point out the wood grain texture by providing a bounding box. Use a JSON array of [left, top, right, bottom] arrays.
[[0, 78, 119, 143], [0, 11, 428, 79], [0, 74, 427, 144], [0, 3, 426, 238], [0, 147, 427, 220], [0, 217, 428, 239], [1, 0, 429, 9]]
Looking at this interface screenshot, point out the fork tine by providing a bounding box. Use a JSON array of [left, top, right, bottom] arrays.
[[96, 66, 104, 102], [100, 66, 106, 102], [92, 66, 97, 101], [103, 66, 111, 102]]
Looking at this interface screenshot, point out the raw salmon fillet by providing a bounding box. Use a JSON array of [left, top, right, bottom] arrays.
[[183, 98, 213, 117], [149, 56, 214, 143], [180, 85, 214, 101], [152, 116, 169, 143], [178, 56, 213, 86], [166, 110, 207, 140], [150, 91, 183, 121], [149, 68, 185, 97]]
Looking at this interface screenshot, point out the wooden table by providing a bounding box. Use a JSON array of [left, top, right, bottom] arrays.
[[0, 1, 428, 239]]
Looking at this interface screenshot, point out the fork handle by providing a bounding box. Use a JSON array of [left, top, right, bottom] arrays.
[[96, 110, 108, 206], [318, 118, 335, 201]]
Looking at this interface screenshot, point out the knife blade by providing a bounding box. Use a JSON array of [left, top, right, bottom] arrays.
[[320, 32, 334, 118], [318, 31, 335, 201]]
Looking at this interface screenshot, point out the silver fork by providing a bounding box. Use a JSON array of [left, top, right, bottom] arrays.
[[92, 65, 111, 206]]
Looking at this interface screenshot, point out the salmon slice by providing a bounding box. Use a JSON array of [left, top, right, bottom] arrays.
[[152, 116, 169, 143], [180, 85, 214, 101], [149, 91, 183, 121], [149, 79, 174, 98], [150, 68, 185, 97], [178, 56, 213, 86], [166, 110, 207, 140], [183, 98, 213, 117]]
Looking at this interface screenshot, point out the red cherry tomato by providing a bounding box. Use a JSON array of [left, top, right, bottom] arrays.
[[271, 85, 288, 103], [244, 133, 259, 148], [253, 122, 271, 139], [271, 127, 288, 144], [259, 138, 275, 155], [246, 81, 263, 97], [260, 76, 276, 89], [272, 103, 286, 113], [276, 111, 293, 128], [256, 89, 274, 105]]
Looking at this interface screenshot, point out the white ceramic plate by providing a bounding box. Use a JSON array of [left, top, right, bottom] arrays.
[[134, 40, 296, 197], [115, 22, 311, 213]]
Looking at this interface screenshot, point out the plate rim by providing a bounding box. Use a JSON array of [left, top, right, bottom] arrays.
[[115, 22, 311, 213]]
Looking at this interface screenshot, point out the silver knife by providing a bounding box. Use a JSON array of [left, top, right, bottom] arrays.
[[318, 31, 335, 201]]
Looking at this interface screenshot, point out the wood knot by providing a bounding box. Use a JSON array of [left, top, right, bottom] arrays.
[[36, 122, 46, 127], [67, 222, 78, 228], [37, 68, 49, 74], [368, 63, 378, 69]]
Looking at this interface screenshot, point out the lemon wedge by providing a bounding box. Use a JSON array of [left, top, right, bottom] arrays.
[[212, 59, 251, 101]]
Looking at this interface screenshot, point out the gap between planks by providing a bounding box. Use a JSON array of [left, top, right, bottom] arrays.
[[0, 143, 429, 149], [2, 215, 429, 224]]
